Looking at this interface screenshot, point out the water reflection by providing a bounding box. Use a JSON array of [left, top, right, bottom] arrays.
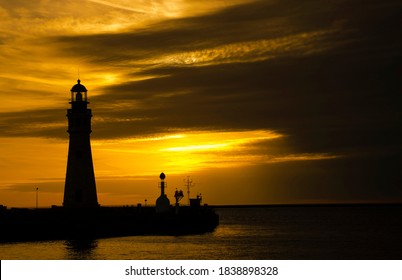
[[1, 206, 400, 259], [64, 239, 98, 259]]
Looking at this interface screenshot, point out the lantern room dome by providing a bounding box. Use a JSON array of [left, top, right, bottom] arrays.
[[71, 79, 87, 92]]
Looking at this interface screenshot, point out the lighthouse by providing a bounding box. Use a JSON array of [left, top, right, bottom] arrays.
[[63, 80, 98, 208]]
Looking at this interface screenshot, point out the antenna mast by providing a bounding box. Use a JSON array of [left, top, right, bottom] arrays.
[[184, 176, 193, 205]]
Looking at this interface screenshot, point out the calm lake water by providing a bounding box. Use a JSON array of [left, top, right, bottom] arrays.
[[0, 205, 401, 259]]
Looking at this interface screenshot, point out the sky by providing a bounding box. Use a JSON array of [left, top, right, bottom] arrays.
[[0, 0, 401, 207]]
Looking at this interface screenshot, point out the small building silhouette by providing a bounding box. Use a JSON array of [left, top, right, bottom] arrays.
[[63, 80, 98, 207]]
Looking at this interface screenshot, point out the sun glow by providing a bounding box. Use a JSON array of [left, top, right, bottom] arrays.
[[91, 129, 284, 176], [160, 130, 282, 153], [163, 143, 229, 152]]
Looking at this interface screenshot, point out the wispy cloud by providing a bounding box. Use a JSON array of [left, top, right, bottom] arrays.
[[144, 30, 337, 67]]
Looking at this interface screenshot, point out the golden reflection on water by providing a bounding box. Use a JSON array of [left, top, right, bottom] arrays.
[[65, 239, 98, 260], [0, 241, 66, 259]]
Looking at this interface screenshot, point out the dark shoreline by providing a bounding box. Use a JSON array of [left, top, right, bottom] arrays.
[[0, 205, 219, 242]]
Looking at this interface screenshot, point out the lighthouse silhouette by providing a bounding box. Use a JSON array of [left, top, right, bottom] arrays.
[[63, 80, 98, 207]]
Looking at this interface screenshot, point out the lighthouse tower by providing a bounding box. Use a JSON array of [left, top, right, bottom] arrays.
[[63, 80, 98, 208]]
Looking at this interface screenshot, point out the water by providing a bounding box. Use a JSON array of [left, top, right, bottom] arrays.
[[1, 205, 401, 259]]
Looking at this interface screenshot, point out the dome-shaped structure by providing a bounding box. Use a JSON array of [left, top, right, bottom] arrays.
[[71, 79, 87, 93], [70, 79, 88, 102]]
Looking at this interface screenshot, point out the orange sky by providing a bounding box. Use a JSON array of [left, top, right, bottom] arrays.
[[0, 0, 401, 207]]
